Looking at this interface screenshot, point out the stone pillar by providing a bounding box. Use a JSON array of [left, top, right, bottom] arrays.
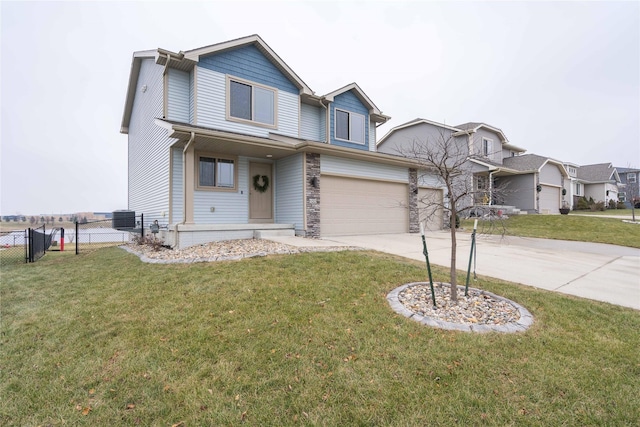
[[408, 168, 419, 233], [305, 153, 321, 238]]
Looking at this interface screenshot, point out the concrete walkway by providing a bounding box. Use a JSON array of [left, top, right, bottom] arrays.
[[269, 232, 640, 310]]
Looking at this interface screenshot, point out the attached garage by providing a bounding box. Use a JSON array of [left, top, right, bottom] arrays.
[[539, 185, 560, 214], [418, 187, 444, 231], [320, 175, 409, 236]]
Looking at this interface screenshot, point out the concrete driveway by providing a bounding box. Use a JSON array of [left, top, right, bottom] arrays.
[[321, 231, 640, 310]]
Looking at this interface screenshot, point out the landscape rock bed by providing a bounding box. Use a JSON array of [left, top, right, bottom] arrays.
[[122, 238, 359, 264], [388, 282, 533, 333]]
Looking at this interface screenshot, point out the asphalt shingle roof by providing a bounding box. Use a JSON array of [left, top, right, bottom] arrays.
[[576, 163, 615, 182], [502, 154, 549, 172]]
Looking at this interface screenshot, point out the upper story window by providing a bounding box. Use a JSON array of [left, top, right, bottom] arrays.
[[335, 109, 365, 144], [482, 138, 493, 156], [197, 153, 237, 191], [628, 173, 637, 184], [567, 167, 577, 176], [227, 76, 277, 127]]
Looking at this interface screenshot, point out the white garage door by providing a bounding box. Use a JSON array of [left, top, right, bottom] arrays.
[[320, 175, 408, 236], [539, 185, 560, 214], [418, 187, 444, 231]]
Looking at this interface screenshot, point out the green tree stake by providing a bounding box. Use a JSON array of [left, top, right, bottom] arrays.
[[465, 219, 478, 296], [420, 223, 437, 307]]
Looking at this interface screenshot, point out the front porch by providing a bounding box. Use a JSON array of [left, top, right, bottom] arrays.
[[161, 223, 295, 249]]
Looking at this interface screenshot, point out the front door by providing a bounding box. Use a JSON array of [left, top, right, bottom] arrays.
[[249, 162, 273, 222]]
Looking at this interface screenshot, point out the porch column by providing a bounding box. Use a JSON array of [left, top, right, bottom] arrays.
[[184, 144, 195, 224], [305, 153, 320, 238]]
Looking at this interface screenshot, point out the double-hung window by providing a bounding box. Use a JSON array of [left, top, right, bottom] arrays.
[[628, 173, 637, 184], [482, 138, 493, 157], [335, 109, 365, 144], [197, 154, 237, 191], [227, 77, 277, 127]]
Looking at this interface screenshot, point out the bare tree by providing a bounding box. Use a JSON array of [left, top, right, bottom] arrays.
[[396, 128, 509, 301]]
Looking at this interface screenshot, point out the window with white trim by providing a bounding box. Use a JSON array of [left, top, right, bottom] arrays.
[[482, 138, 493, 156], [197, 154, 237, 191], [335, 109, 365, 144], [628, 173, 637, 184], [227, 77, 277, 127], [575, 182, 582, 196]]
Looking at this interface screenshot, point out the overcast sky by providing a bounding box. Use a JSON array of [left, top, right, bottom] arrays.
[[1, 0, 638, 215]]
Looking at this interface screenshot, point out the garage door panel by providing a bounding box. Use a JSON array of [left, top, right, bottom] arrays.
[[418, 188, 444, 231], [321, 176, 408, 236], [539, 185, 560, 214]]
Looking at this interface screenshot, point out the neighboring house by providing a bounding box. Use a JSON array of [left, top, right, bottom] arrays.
[[499, 154, 568, 214], [614, 166, 639, 208], [377, 119, 567, 214], [121, 35, 435, 248], [563, 163, 620, 208]]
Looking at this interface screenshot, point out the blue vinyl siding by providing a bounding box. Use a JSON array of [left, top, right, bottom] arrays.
[[171, 148, 183, 223], [199, 44, 298, 94], [300, 103, 323, 141], [275, 154, 304, 232], [321, 155, 407, 182], [330, 90, 369, 150], [128, 58, 171, 225], [193, 157, 249, 223], [189, 70, 195, 123], [196, 67, 298, 137], [167, 69, 190, 122]]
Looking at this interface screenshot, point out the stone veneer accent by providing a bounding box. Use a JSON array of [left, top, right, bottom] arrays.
[[305, 153, 321, 238], [408, 168, 419, 233]]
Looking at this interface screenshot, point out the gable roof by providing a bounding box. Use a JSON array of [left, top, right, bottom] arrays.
[[576, 163, 620, 183], [455, 122, 509, 142], [121, 35, 316, 133], [182, 34, 313, 96], [616, 166, 640, 174], [323, 82, 390, 124], [377, 117, 460, 146], [503, 154, 568, 176]]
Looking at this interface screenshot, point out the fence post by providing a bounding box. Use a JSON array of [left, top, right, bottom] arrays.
[[26, 228, 31, 263], [140, 213, 144, 240], [75, 221, 79, 255]]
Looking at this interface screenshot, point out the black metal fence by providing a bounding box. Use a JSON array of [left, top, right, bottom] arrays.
[[0, 229, 28, 265], [0, 215, 147, 264], [28, 224, 53, 262], [74, 215, 144, 254]]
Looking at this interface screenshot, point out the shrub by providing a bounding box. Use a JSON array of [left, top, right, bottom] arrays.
[[132, 234, 166, 251], [576, 197, 590, 210], [617, 201, 627, 209], [608, 199, 617, 210]]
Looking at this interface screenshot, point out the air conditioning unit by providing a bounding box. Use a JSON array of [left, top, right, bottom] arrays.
[[112, 210, 136, 230]]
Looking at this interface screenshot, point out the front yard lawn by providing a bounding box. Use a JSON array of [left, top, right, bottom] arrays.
[[462, 214, 640, 248], [2, 248, 639, 425]]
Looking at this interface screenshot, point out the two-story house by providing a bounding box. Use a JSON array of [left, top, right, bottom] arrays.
[[121, 35, 437, 248], [616, 167, 640, 208], [377, 119, 568, 214], [563, 163, 620, 208]]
